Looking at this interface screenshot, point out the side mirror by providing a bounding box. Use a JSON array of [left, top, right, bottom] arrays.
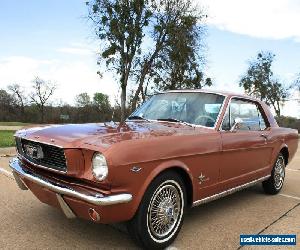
[[230, 117, 243, 132]]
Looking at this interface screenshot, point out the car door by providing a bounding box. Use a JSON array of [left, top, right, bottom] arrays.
[[219, 98, 273, 188]]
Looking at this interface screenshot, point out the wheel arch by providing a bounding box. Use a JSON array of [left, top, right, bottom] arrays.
[[133, 160, 195, 215], [162, 167, 194, 208], [279, 146, 289, 166]]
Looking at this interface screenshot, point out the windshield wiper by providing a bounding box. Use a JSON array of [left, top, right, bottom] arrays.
[[127, 115, 149, 121], [157, 118, 194, 127]]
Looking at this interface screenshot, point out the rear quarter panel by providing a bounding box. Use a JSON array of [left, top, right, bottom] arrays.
[[259, 100, 298, 167], [268, 127, 298, 167]]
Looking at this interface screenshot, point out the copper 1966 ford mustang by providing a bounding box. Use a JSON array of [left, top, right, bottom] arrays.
[[10, 90, 298, 249]]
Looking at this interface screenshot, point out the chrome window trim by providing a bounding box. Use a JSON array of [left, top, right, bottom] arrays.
[[166, 89, 230, 97], [192, 175, 270, 207], [218, 96, 269, 132], [212, 95, 227, 130], [219, 96, 233, 132]]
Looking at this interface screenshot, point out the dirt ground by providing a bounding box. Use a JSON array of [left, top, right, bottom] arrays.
[[0, 143, 299, 249]]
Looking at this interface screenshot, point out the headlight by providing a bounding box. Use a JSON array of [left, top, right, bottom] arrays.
[[92, 153, 108, 181]]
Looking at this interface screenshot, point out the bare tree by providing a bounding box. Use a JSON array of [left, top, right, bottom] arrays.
[[30, 77, 56, 123], [7, 84, 26, 116]]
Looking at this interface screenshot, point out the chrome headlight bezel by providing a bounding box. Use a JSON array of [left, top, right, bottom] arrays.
[[92, 153, 108, 181]]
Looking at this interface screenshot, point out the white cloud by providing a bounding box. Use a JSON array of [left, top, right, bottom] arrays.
[[57, 42, 98, 56], [57, 41, 99, 56], [282, 91, 300, 118], [0, 56, 118, 105], [199, 0, 300, 40], [0, 56, 56, 83], [57, 47, 94, 56]]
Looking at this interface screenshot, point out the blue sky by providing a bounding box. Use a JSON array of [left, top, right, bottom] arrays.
[[0, 0, 299, 117], [0, 0, 91, 58], [207, 27, 300, 89]]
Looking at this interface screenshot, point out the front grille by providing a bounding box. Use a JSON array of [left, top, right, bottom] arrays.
[[16, 138, 67, 172]]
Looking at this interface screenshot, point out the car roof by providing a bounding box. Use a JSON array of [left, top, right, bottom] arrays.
[[165, 89, 260, 101]]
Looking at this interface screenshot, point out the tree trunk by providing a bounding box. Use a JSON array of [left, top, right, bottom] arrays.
[[131, 39, 164, 111], [41, 105, 45, 123], [120, 86, 126, 123], [20, 104, 25, 122], [275, 101, 281, 117], [131, 75, 145, 112]]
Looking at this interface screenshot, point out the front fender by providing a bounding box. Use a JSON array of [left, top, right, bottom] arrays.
[[131, 159, 194, 216]]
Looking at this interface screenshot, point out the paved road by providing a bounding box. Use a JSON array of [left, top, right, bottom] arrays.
[[0, 143, 299, 249]]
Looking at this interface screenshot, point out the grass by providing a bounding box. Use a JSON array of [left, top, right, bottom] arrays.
[[0, 130, 16, 148], [0, 122, 30, 126]]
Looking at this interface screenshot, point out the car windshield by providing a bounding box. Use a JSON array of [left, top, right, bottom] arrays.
[[129, 92, 225, 128]]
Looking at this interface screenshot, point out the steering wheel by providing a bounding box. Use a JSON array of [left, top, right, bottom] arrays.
[[194, 115, 216, 126]]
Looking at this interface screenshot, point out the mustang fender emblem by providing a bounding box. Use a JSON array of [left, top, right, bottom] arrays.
[[198, 173, 209, 184], [131, 166, 142, 173]]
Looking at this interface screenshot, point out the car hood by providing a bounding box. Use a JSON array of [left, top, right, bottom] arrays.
[[15, 121, 211, 151]]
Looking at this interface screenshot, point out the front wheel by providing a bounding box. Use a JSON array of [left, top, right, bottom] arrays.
[[127, 171, 186, 249], [262, 153, 286, 195]]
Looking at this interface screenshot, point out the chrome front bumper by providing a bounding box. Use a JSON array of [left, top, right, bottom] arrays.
[[9, 157, 133, 206]]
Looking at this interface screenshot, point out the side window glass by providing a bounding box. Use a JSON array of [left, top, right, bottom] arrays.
[[222, 99, 267, 131], [257, 107, 267, 130], [221, 108, 230, 130]]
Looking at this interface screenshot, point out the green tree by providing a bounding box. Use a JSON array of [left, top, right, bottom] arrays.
[[153, 5, 210, 92], [75, 93, 91, 107], [93, 92, 110, 106], [129, 0, 209, 111], [93, 92, 111, 113], [0, 89, 17, 121], [87, 0, 152, 122], [88, 0, 208, 118], [239, 51, 287, 117]]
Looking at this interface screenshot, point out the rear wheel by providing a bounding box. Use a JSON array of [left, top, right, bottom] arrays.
[[263, 153, 286, 195], [127, 171, 186, 249]]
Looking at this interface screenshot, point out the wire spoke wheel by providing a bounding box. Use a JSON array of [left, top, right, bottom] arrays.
[[147, 181, 183, 241], [274, 156, 285, 190], [127, 172, 186, 249]]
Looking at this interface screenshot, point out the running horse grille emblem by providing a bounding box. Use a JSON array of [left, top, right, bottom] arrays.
[[24, 144, 44, 160]]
